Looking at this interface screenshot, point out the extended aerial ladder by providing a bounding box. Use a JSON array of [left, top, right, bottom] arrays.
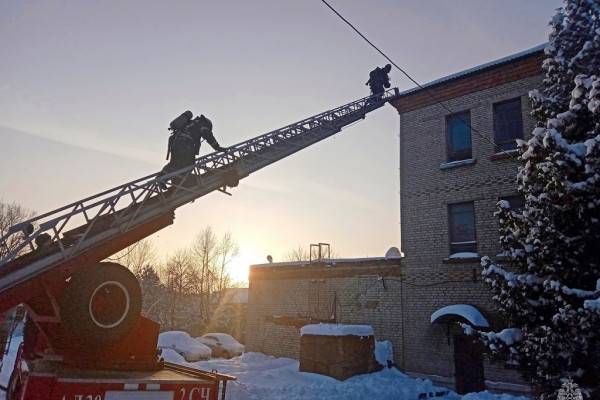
[[0, 89, 399, 399]]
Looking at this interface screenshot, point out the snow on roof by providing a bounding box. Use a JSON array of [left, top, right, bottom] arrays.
[[300, 323, 374, 337], [397, 43, 546, 98], [251, 256, 399, 269], [430, 304, 490, 328]]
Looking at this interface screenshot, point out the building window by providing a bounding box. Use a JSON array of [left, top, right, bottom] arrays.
[[493, 98, 523, 151], [448, 202, 477, 254], [500, 195, 525, 212], [446, 111, 472, 162]]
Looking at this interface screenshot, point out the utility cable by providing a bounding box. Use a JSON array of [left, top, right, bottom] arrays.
[[320, 0, 518, 159], [106, 241, 141, 262]]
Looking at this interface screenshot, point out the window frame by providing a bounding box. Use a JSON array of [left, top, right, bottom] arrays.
[[448, 201, 477, 255], [493, 97, 524, 152], [445, 110, 473, 162]]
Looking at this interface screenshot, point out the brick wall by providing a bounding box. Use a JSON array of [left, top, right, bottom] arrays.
[[395, 72, 542, 387], [245, 51, 543, 393], [246, 260, 403, 359]]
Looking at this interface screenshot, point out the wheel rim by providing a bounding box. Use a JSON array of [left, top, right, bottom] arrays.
[[88, 281, 130, 329]]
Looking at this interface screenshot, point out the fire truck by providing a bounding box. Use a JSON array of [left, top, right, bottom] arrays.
[[0, 89, 399, 400]]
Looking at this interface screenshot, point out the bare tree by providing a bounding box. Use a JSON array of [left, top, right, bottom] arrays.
[[106, 239, 156, 274], [214, 232, 239, 294], [191, 227, 217, 303], [189, 228, 239, 328], [162, 249, 195, 330], [285, 245, 310, 262], [0, 201, 35, 259], [285, 244, 337, 262], [136, 264, 164, 322]]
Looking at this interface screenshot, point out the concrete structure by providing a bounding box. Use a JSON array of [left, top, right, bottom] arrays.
[[299, 324, 380, 380], [246, 44, 544, 394]]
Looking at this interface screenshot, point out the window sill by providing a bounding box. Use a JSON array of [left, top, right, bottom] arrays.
[[439, 158, 476, 170], [442, 257, 481, 264], [490, 149, 518, 161]]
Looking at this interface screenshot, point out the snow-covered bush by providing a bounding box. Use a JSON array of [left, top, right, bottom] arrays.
[[158, 331, 212, 361], [471, 1, 600, 398], [197, 332, 245, 358]]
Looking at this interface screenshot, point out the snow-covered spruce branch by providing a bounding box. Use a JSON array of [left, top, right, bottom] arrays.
[[462, 323, 522, 365]]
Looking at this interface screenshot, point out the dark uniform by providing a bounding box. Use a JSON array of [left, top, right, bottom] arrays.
[[366, 64, 392, 97], [161, 114, 226, 177]]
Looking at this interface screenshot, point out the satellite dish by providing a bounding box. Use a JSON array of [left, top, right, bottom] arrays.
[[385, 247, 402, 259]]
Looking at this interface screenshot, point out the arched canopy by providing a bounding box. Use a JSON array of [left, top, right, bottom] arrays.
[[430, 304, 490, 328]]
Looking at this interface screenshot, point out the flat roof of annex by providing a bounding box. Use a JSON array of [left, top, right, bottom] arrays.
[[249, 257, 402, 280], [390, 43, 545, 114]]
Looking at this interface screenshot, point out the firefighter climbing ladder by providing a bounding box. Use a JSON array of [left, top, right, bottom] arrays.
[[0, 88, 399, 298]]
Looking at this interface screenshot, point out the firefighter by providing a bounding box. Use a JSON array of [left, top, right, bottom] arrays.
[[366, 64, 392, 97], [160, 112, 227, 182]]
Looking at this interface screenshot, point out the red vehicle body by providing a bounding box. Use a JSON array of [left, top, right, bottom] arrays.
[[0, 216, 235, 400], [9, 342, 233, 400]]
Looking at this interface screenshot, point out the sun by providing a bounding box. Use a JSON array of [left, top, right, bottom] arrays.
[[227, 249, 262, 285]]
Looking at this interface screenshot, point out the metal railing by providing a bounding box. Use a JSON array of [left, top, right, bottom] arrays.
[[0, 89, 398, 287]]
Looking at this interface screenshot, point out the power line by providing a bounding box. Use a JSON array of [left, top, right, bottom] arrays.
[[320, 0, 518, 159], [106, 241, 141, 262]]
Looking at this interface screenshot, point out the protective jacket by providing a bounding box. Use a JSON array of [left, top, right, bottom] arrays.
[[163, 115, 223, 175], [366, 65, 391, 95]]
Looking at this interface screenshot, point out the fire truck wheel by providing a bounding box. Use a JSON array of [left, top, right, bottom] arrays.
[[60, 262, 142, 346]]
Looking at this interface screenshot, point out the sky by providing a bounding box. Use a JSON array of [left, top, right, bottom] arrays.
[[0, 0, 561, 283]]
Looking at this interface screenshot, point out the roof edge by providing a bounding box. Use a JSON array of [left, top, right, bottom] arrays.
[[251, 256, 402, 269], [396, 43, 546, 98]]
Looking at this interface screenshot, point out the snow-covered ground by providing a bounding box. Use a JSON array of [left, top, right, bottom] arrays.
[[192, 353, 528, 400], [0, 335, 528, 400]]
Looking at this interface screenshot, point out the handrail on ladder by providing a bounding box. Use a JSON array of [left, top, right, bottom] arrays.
[[0, 89, 399, 270]]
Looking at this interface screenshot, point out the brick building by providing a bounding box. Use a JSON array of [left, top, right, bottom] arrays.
[[246, 44, 544, 394]]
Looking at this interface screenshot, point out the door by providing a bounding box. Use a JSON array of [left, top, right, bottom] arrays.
[[453, 334, 485, 394]]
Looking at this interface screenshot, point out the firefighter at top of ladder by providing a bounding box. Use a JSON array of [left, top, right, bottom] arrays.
[[366, 64, 392, 98]]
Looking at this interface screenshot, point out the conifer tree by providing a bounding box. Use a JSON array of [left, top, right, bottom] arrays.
[[471, 1, 600, 397]]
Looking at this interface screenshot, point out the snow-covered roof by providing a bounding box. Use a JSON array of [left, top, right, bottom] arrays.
[[251, 256, 401, 269], [397, 43, 546, 98], [430, 304, 490, 328], [300, 323, 374, 337]]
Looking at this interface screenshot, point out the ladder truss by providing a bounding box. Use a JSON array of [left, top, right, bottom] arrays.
[[0, 89, 399, 293]]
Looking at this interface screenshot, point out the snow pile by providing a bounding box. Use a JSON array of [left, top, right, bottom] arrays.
[[374, 340, 393, 367], [160, 347, 187, 364], [197, 333, 245, 355], [192, 352, 528, 400], [158, 331, 211, 361], [430, 304, 490, 328], [300, 324, 374, 337]]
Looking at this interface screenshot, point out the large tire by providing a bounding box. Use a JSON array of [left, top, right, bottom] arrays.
[[60, 262, 141, 347]]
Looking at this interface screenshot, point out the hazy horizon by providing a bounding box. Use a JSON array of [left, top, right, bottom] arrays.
[[1, 0, 561, 282]]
